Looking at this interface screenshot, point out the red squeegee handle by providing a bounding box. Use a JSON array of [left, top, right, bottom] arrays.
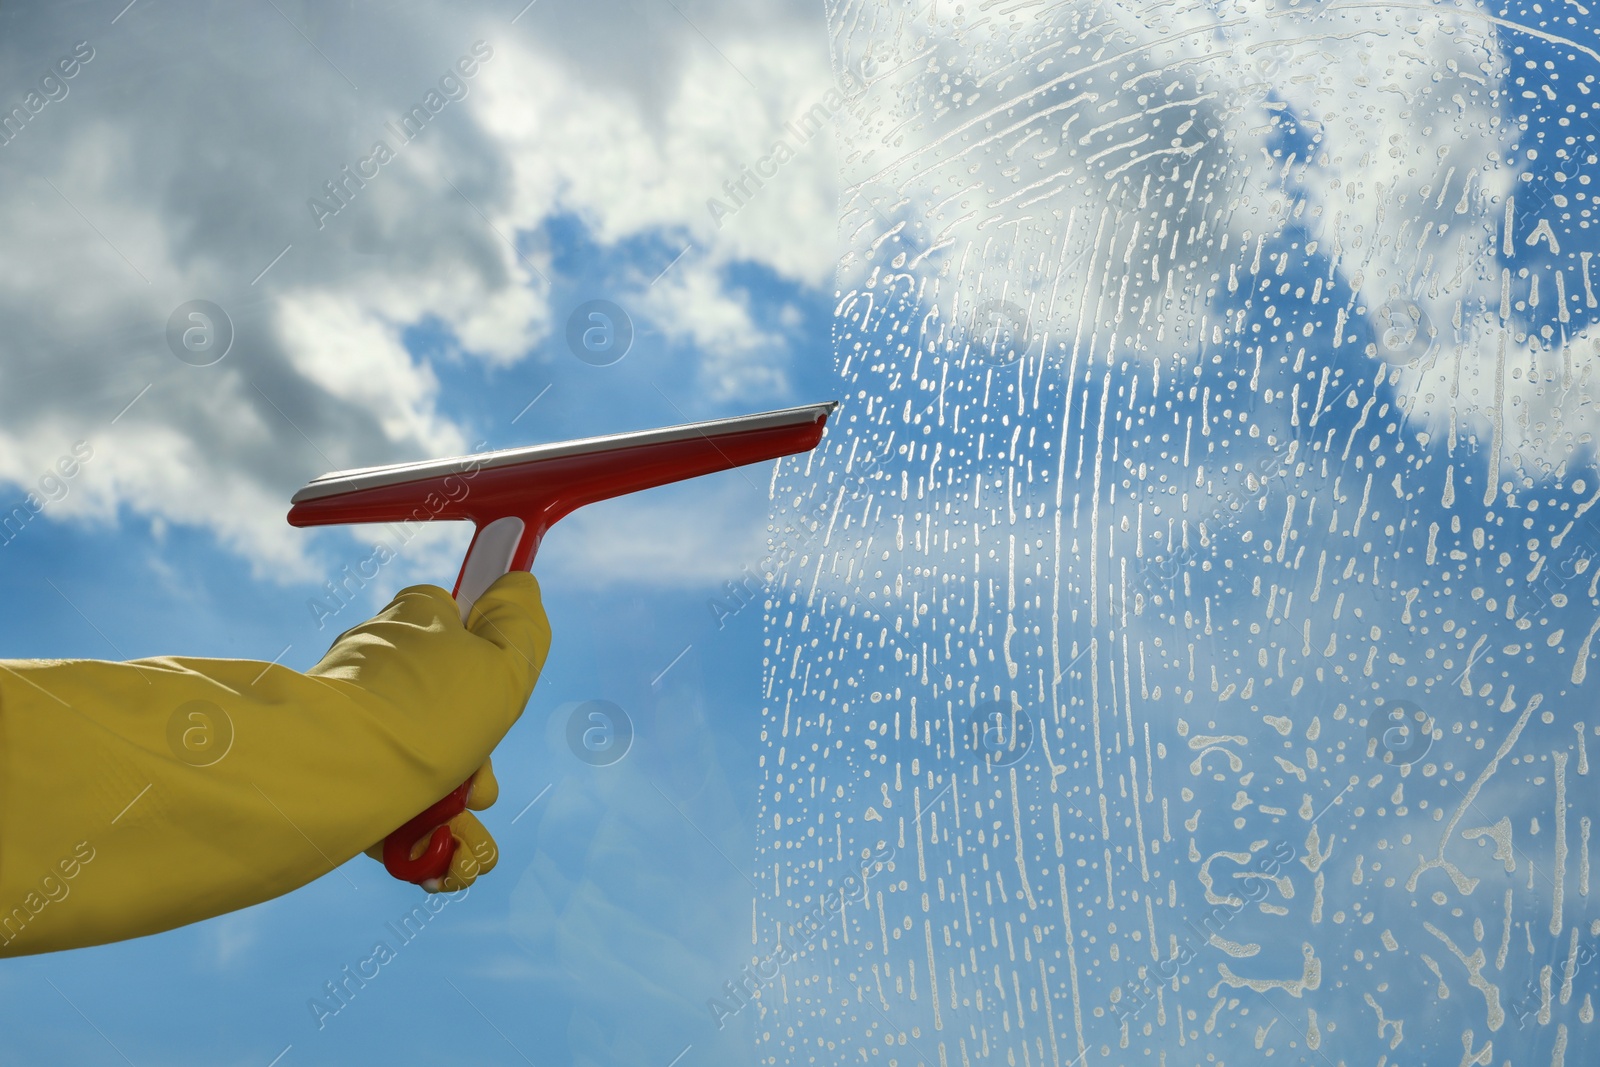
[[351, 410, 838, 885], [380, 515, 540, 885], [382, 780, 473, 887]]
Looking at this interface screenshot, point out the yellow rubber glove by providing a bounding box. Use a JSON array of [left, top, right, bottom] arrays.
[[0, 571, 549, 957]]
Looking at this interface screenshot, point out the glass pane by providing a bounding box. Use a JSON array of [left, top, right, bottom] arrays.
[[4, 0, 1597, 1063], [753, 2, 1600, 1064]]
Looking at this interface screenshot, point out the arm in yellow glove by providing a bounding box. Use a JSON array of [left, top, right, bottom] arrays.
[[0, 571, 549, 957]]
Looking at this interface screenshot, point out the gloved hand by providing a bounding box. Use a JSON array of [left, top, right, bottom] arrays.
[[0, 571, 549, 957], [362, 757, 502, 893]]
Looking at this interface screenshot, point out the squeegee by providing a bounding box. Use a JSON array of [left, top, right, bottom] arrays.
[[287, 400, 838, 884]]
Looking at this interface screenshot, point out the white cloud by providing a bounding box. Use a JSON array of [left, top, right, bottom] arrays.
[[471, 32, 844, 400], [634, 258, 789, 400], [0, 1, 841, 588], [275, 290, 465, 456]]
